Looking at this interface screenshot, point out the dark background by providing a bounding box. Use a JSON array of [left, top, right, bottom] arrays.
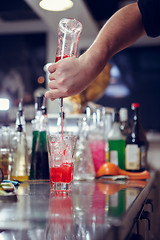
[[0, 33, 46, 106], [96, 45, 160, 132]]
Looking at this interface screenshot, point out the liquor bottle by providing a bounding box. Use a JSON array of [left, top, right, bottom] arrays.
[[11, 112, 28, 181], [125, 103, 148, 172], [29, 95, 43, 180], [119, 107, 130, 137], [15, 99, 26, 132], [108, 108, 126, 170], [34, 103, 50, 179]]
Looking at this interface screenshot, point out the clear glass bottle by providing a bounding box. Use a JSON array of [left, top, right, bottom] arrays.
[[108, 108, 126, 170], [55, 18, 82, 62], [74, 117, 95, 181], [119, 107, 130, 137], [15, 99, 26, 132], [55, 18, 83, 135], [125, 103, 148, 172], [11, 121, 28, 181]]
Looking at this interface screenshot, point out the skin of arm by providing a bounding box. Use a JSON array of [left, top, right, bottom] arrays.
[[45, 2, 146, 100]]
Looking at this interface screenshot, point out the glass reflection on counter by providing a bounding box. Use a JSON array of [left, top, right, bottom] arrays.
[[47, 190, 74, 240], [46, 180, 146, 239], [46, 181, 109, 240]]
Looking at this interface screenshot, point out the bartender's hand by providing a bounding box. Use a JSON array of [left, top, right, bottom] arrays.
[[45, 56, 92, 101], [45, 2, 145, 101]]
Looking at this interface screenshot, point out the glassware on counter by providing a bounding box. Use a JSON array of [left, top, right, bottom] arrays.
[[119, 107, 130, 137], [15, 99, 26, 132], [33, 103, 50, 180], [29, 95, 46, 180], [47, 133, 77, 191], [10, 121, 28, 181], [125, 103, 149, 171], [108, 108, 126, 170], [0, 126, 15, 180], [74, 117, 95, 181], [47, 189, 73, 240], [88, 108, 106, 173]]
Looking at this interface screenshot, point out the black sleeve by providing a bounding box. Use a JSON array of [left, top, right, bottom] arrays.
[[137, 0, 160, 37]]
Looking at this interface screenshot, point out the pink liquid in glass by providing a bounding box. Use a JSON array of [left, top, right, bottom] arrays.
[[90, 140, 106, 172]]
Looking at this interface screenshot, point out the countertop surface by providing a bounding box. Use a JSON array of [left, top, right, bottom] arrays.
[[0, 171, 157, 240]]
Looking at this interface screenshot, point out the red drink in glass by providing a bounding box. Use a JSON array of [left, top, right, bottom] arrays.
[[47, 134, 76, 191], [50, 163, 74, 184]]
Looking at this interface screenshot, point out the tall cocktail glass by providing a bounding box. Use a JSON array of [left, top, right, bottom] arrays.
[[47, 134, 77, 191]]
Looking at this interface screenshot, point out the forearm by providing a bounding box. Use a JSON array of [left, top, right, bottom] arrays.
[[80, 3, 146, 81]]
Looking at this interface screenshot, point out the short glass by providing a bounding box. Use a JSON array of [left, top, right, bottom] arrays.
[[47, 134, 77, 191]]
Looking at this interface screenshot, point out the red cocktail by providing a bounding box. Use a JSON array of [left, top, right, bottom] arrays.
[[50, 163, 74, 184], [47, 134, 76, 191]]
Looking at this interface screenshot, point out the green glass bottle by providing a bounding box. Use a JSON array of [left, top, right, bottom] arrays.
[[29, 124, 39, 180], [34, 104, 49, 179], [29, 96, 43, 180]]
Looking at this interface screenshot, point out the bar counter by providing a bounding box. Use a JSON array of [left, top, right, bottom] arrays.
[[0, 171, 159, 240]]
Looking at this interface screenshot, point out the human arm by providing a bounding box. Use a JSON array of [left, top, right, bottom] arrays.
[[45, 2, 146, 100]]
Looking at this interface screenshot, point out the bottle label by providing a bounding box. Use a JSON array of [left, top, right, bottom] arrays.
[[125, 144, 140, 170], [110, 151, 118, 165], [140, 146, 147, 169]]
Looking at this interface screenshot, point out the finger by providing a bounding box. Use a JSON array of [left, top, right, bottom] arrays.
[[45, 89, 66, 99], [48, 72, 56, 81], [48, 63, 56, 73], [48, 80, 57, 89]]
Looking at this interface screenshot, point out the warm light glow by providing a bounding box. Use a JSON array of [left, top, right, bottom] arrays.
[[39, 0, 73, 11], [0, 98, 10, 110], [37, 76, 45, 84]]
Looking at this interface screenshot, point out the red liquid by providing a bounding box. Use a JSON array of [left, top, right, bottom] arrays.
[[55, 54, 69, 62], [50, 163, 74, 184]]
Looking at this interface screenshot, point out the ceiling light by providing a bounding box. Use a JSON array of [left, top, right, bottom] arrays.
[[0, 98, 10, 111], [39, 0, 73, 11]]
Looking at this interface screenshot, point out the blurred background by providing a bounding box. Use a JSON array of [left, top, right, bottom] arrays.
[[0, 0, 160, 132]]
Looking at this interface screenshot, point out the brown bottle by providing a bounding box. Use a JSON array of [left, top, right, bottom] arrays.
[[125, 103, 149, 172]]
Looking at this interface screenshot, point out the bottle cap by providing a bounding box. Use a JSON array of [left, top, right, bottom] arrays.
[[132, 103, 140, 108]]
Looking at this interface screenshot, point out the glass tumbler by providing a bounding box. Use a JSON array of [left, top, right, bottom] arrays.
[[47, 134, 77, 191]]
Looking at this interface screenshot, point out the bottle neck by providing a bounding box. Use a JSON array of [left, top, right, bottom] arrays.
[[132, 107, 140, 123], [39, 113, 48, 132], [112, 109, 120, 123]]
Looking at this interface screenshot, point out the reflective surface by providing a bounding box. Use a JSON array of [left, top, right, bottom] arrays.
[[0, 177, 152, 240]]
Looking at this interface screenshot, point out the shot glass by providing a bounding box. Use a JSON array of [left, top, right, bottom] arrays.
[[47, 134, 77, 191]]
